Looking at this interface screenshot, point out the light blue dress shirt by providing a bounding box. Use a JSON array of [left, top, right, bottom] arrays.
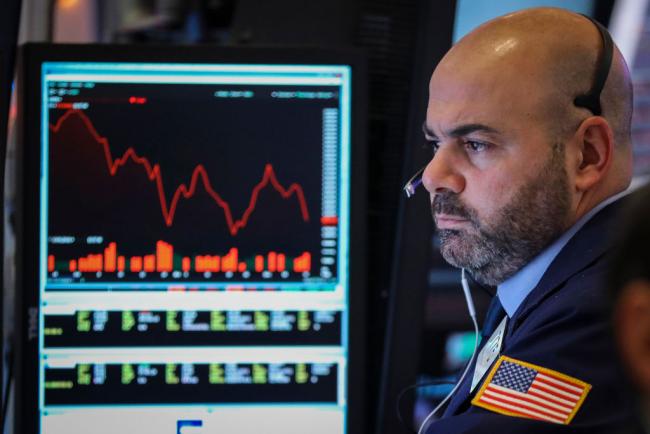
[[496, 191, 628, 317]]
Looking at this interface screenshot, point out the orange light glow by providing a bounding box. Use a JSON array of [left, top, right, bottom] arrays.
[[58, 0, 80, 10]]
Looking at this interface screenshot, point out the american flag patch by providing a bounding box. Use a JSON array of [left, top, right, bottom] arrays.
[[471, 355, 591, 425]]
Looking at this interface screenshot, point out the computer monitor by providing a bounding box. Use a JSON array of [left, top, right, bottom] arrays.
[[16, 43, 366, 434]]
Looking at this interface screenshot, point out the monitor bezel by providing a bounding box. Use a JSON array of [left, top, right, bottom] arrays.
[[15, 42, 367, 434]]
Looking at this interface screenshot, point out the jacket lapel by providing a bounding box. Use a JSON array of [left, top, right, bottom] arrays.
[[442, 358, 476, 416]]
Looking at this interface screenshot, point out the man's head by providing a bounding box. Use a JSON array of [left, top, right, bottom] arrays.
[[609, 184, 650, 421], [422, 7, 633, 285]]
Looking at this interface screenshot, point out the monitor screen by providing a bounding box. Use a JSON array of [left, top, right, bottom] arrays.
[[17, 44, 366, 434]]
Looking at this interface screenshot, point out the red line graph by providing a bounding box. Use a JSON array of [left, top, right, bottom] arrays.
[[49, 109, 310, 236]]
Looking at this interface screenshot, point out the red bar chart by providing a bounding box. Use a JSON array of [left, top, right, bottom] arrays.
[[50, 240, 313, 276]]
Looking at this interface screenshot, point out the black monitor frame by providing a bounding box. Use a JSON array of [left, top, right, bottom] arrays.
[[15, 43, 367, 434]]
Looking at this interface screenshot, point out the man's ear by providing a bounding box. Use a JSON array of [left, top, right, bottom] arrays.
[[572, 116, 614, 192]]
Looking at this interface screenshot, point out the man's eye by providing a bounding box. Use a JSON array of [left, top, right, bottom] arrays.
[[423, 139, 440, 155], [465, 140, 489, 152]]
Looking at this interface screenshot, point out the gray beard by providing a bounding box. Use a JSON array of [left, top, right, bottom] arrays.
[[434, 144, 570, 286]]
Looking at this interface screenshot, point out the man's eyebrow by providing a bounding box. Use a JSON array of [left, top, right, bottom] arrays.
[[422, 122, 500, 138], [422, 121, 436, 138]]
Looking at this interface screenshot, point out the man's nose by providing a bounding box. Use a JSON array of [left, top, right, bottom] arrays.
[[421, 146, 466, 195]]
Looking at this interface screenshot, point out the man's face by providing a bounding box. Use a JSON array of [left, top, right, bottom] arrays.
[[422, 57, 573, 286]]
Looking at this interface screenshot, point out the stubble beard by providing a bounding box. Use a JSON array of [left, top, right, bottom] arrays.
[[434, 144, 571, 286]]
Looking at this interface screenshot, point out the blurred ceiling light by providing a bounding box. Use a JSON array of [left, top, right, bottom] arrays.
[[58, 0, 80, 10]]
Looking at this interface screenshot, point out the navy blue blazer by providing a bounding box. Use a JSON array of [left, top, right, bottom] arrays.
[[425, 197, 644, 433]]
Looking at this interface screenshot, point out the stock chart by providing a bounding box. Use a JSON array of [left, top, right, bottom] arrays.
[[45, 81, 341, 287]]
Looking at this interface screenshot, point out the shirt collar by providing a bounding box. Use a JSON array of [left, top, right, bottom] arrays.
[[496, 191, 628, 317]]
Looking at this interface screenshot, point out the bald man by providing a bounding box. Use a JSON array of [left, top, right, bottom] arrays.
[[414, 7, 644, 434]]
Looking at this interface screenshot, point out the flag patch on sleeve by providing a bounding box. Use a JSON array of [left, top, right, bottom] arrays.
[[471, 355, 591, 425]]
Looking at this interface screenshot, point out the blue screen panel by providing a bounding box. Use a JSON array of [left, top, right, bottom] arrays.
[[37, 61, 352, 434]]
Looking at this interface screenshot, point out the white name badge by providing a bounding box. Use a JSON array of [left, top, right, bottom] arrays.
[[470, 316, 508, 394]]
